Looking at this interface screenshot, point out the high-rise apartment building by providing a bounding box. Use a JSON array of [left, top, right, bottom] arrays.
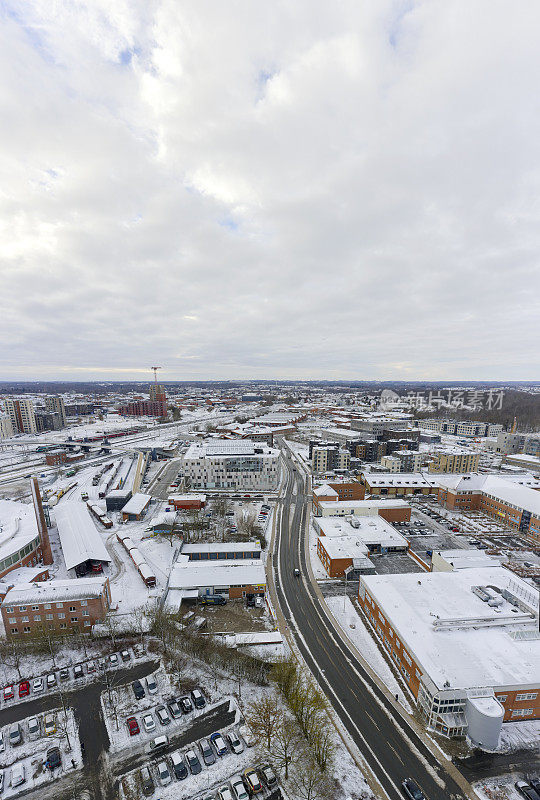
[[4, 398, 37, 434], [149, 383, 167, 403], [45, 395, 67, 427]]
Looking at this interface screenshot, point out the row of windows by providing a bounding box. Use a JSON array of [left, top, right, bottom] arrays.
[[511, 708, 534, 717], [516, 692, 537, 701], [10, 621, 92, 634], [5, 601, 88, 613], [0, 537, 41, 573], [9, 612, 89, 623]]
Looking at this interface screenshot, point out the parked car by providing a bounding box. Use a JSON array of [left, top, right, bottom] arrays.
[[168, 699, 182, 719], [185, 748, 202, 775], [402, 778, 426, 800], [18, 680, 30, 697], [133, 643, 144, 658], [259, 764, 277, 788], [59, 668, 70, 682], [47, 673, 57, 689], [44, 714, 56, 736], [210, 731, 228, 756], [10, 763, 25, 787], [226, 730, 244, 754], [120, 650, 130, 662], [46, 746, 62, 770], [27, 716, 40, 739], [230, 774, 249, 800], [126, 717, 140, 736], [3, 686, 14, 701], [132, 680, 145, 700], [218, 787, 234, 800], [179, 696, 193, 714], [0, 769, 3, 793], [145, 674, 158, 694], [515, 782, 540, 800], [191, 688, 206, 709], [142, 713, 156, 733], [238, 725, 256, 747], [32, 677, 44, 694], [199, 737, 216, 765], [157, 760, 172, 786], [156, 705, 171, 726], [244, 768, 263, 793], [530, 779, 540, 795], [86, 660, 96, 673], [109, 654, 119, 667], [255, 596, 264, 608], [149, 735, 169, 752], [139, 766, 154, 796], [73, 664, 84, 679], [170, 750, 188, 780], [9, 723, 22, 746], [0, 732, 5, 753]]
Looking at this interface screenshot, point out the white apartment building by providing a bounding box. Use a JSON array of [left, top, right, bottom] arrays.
[[381, 450, 425, 473], [312, 445, 350, 474], [4, 398, 37, 434], [182, 440, 280, 490], [0, 414, 13, 439]]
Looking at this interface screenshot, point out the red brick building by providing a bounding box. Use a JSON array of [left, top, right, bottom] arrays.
[[1, 577, 111, 639]]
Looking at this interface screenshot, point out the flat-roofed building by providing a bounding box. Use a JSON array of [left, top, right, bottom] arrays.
[[358, 567, 540, 746], [361, 473, 436, 497], [183, 439, 280, 491], [428, 450, 480, 473], [313, 497, 411, 523]]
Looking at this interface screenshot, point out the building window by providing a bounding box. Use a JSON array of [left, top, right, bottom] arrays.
[[60, 623, 67, 629], [33, 615, 41, 622], [10, 628, 18, 634], [71, 617, 78, 623], [44, 603, 51, 610], [56, 603, 63, 609], [84, 620, 91, 626], [516, 692, 537, 701], [32, 605, 39, 611], [69, 606, 76, 612], [21, 616, 29, 622], [8, 618, 16, 625], [23, 626, 31, 633], [46, 614, 53, 621], [83, 611, 89, 617], [18, 606, 27, 612], [80, 600, 88, 607], [58, 613, 65, 619]]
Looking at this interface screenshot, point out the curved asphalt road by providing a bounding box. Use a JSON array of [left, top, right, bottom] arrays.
[[274, 446, 471, 800]]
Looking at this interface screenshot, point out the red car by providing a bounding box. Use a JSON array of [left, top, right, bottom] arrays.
[[18, 681, 30, 697], [3, 686, 14, 701], [126, 716, 140, 736]]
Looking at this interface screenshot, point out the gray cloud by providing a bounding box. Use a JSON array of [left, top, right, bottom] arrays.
[[0, 0, 539, 381]]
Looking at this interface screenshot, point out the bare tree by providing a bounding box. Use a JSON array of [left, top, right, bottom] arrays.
[[270, 718, 300, 780], [290, 750, 333, 800], [0, 639, 25, 681], [246, 695, 282, 751], [213, 497, 233, 542]]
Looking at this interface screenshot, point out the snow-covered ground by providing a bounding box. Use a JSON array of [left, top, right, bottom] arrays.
[[308, 522, 331, 580], [324, 596, 413, 713], [497, 718, 540, 752], [474, 775, 526, 800]]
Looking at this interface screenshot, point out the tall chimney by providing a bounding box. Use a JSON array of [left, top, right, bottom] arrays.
[[31, 477, 53, 565]]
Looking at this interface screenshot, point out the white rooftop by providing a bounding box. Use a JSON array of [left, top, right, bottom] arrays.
[[364, 473, 434, 487], [360, 567, 540, 692], [121, 493, 152, 515], [2, 577, 108, 606], [185, 439, 279, 458], [319, 535, 369, 559], [54, 502, 111, 570], [0, 499, 39, 563], [313, 484, 339, 497], [435, 549, 501, 570], [182, 541, 261, 554], [314, 515, 408, 548], [168, 558, 265, 590]]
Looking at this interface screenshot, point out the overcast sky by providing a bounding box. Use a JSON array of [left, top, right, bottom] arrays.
[[1, 1, 539, 382]]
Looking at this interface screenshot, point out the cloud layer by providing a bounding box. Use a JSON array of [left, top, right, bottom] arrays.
[[1, 1, 539, 380]]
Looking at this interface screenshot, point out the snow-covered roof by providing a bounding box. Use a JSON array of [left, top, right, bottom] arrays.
[[313, 484, 339, 498], [319, 535, 369, 559], [54, 502, 111, 570], [167, 494, 206, 502], [121, 493, 152, 515], [364, 473, 434, 487], [151, 511, 177, 529], [184, 439, 279, 459], [360, 567, 540, 692], [2, 577, 108, 606], [0, 499, 40, 563], [168, 558, 265, 590], [434, 549, 501, 570], [314, 515, 408, 548]]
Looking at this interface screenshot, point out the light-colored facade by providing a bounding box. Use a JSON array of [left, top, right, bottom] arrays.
[[428, 450, 480, 473], [0, 414, 13, 439], [4, 398, 37, 434], [44, 396, 67, 427], [417, 420, 503, 437], [311, 446, 350, 474], [381, 450, 425, 472], [183, 439, 280, 490]]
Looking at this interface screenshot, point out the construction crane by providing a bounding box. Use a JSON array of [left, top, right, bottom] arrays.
[[151, 366, 161, 385], [511, 416, 517, 434]]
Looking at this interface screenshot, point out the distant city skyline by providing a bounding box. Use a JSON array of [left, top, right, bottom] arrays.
[[1, 2, 539, 381]]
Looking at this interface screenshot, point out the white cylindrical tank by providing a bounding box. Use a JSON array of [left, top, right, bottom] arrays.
[[465, 695, 504, 751]]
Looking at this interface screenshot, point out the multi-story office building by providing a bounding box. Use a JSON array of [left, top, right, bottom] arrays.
[[496, 432, 540, 458], [1, 577, 111, 639], [351, 418, 409, 435], [428, 450, 480, 473], [0, 414, 13, 439], [358, 567, 540, 745], [44, 396, 67, 427], [183, 439, 280, 490], [4, 398, 37, 434]]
